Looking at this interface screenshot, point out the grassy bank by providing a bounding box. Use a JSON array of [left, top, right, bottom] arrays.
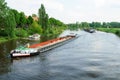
[[0, 37, 8, 43], [0, 27, 65, 43], [97, 28, 120, 36], [0, 37, 20, 43]]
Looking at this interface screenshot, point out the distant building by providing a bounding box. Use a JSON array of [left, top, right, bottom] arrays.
[[26, 16, 39, 21], [32, 16, 39, 21]]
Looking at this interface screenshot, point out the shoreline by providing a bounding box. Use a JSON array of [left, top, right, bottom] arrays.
[[0, 37, 20, 44], [97, 28, 120, 37], [0, 33, 60, 44], [0, 37, 8, 43]]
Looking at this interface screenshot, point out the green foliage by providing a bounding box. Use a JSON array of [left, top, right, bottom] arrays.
[[81, 22, 90, 29], [90, 22, 101, 28], [29, 21, 42, 34], [67, 22, 90, 30], [0, 0, 8, 28], [97, 28, 120, 36], [115, 30, 120, 36], [0, 29, 7, 36], [11, 9, 20, 27], [68, 21, 120, 30], [38, 4, 49, 32], [5, 10, 16, 38], [27, 16, 33, 25], [67, 23, 78, 30], [109, 22, 120, 28], [0, 0, 16, 38], [43, 27, 64, 37], [0, 2, 67, 42], [15, 28, 28, 37], [19, 12, 27, 28], [49, 17, 65, 27], [0, 37, 8, 43], [32, 14, 37, 17]]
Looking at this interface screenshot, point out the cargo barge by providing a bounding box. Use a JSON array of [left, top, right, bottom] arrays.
[[10, 34, 78, 58], [84, 29, 95, 33]]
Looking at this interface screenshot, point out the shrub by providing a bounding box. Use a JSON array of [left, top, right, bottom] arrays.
[[15, 28, 28, 37], [0, 30, 8, 36], [28, 21, 42, 34], [115, 30, 120, 36]]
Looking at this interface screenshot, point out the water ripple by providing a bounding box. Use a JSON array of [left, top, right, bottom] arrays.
[[1, 31, 120, 80]]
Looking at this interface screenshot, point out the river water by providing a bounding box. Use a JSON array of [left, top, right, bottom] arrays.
[[0, 30, 120, 80]]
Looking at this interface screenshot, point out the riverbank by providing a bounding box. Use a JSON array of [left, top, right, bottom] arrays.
[[0, 37, 20, 44], [97, 28, 120, 36], [0, 37, 8, 43], [0, 31, 62, 43]]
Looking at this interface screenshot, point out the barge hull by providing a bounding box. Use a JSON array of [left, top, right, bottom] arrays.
[[11, 52, 40, 58], [37, 36, 78, 53], [10, 34, 78, 58]]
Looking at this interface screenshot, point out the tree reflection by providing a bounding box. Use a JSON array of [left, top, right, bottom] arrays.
[[0, 43, 11, 75]]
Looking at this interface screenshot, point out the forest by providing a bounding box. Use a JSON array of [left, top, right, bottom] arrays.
[[0, 0, 67, 42]]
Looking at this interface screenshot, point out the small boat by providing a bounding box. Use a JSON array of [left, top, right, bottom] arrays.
[[84, 29, 95, 33], [10, 34, 78, 58], [89, 29, 95, 33], [29, 34, 40, 40]]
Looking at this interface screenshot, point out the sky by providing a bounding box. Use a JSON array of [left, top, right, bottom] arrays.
[[5, 0, 120, 23]]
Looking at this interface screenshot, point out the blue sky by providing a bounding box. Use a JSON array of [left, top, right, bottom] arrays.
[[5, 0, 120, 23]]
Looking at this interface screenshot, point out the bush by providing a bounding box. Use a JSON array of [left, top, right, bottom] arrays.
[[28, 21, 42, 34], [0, 30, 8, 36], [15, 28, 28, 37], [115, 30, 120, 36]]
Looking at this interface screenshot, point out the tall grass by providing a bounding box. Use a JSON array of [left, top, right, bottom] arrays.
[[97, 28, 120, 36]]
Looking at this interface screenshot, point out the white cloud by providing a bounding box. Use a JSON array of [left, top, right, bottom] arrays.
[[5, 0, 120, 23], [94, 0, 106, 8], [41, 0, 64, 12], [6, 0, 64, 15]]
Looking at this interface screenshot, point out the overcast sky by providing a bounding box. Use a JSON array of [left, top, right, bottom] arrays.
[[5, 0, 120, 23]]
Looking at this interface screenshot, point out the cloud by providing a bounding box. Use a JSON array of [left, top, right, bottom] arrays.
[[6, 0, 64, 15], [41, 0, 64, 12], [5, 0, 120, 23], [94, 0, 106, 8]]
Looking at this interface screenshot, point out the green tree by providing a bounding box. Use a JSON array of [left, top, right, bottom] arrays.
[[102, 22, 107, 28], [19, 12, 27, 28], [0, 0, 16, 37], [27, 16, 33, 26], [38, 4, 49, 32], [102, 22, 111, 28], [90, 22, 101, 28], [5, 10, 16, 37], [32, 14, 37, 17], [49, 18, 61, 26], [81, 22, 90, 29], [67, 24, 77, 30], [11, 9, 20, 27], [0, 0, 7, 28], [29, 21, 42, 34], [109, 22, 119, 28]]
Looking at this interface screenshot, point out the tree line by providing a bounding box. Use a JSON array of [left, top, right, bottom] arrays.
[[0, 0, 67, 38], [67, 22, 120, 30]]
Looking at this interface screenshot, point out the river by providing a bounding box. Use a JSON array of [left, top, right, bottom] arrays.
[[0, 30, 120, 80]]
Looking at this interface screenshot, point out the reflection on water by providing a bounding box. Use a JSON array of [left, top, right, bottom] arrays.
[[0, 31, 120, 80], [0, 35, 56, 76]]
